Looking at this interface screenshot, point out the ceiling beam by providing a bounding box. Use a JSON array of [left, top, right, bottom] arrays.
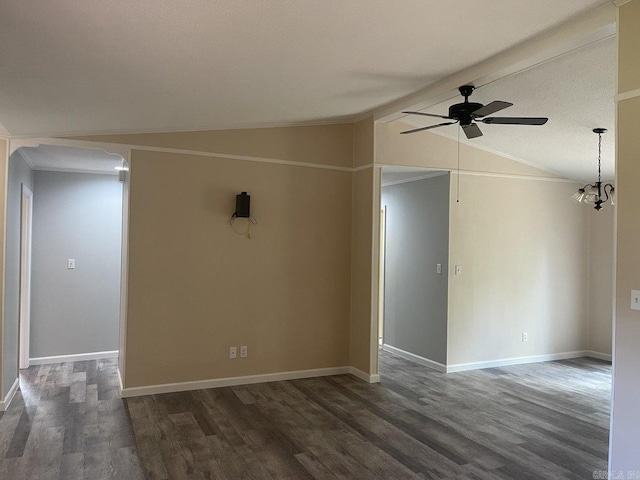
[[373, 3, 616, 124]]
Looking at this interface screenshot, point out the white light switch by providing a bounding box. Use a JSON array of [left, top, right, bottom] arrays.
[[632, 290, 640, 311], [67, 259, 75, 270], [436, 264, 442, 274], [455, 265, 462, 275]]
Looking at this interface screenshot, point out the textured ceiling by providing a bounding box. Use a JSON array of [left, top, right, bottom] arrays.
[[17, 145, 124, 175], [0, 0, 607, 137], [397, 37, 616, 183]]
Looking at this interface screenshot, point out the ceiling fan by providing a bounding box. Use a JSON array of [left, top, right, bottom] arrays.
[[401, 85, 548, 139]]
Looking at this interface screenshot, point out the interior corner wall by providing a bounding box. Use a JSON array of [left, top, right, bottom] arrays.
[[611, 0, 640, 470], [2, 151, 33, 398], [587, 206, 614, 356], [382, 174, 449, 365], [30, 171, 122, 358]]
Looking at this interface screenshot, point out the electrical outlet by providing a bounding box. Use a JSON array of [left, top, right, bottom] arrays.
[[522, 332, 528, 342], [240, 346, 247, 358], [632, 290, 640, 311], [229, 346, 237, 359]]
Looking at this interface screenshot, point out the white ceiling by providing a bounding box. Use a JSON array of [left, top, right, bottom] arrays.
[[0, 1, 616, 182], [16, 145, 124, 175], [398, 37, 616, 183], [0, 0, 607, 139]]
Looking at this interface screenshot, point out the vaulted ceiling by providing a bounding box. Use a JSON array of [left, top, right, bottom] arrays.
[[0, 1, 613, 180]]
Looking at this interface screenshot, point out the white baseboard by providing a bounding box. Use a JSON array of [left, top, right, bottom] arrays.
[[446, 350, 603, 373], [122, 366, 359, 398], [0, 378, 20, 411], [584, 350, 612, 362], [349, 366, 381, 383], [29, 350, 119, 366], [382, 344, 447, 373]]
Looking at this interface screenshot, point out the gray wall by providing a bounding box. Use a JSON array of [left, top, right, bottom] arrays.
[[2, 151, 34, 397], [31, 171, 122, 358], [382, 173, 449, 365]]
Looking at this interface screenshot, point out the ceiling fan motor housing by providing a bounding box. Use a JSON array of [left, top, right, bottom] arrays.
[[449, 102, 483, 125]]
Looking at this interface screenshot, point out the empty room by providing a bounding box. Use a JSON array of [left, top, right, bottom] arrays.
[[0, 1, 639, 479]]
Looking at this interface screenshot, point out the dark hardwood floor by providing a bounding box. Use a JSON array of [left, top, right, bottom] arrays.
[[0, 352, 611, 479]]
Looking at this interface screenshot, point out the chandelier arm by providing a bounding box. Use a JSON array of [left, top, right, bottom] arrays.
[[603, 183, 615, 201]]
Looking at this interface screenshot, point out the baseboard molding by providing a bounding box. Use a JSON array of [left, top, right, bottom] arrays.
[[0, 378, 20, 411], [382, 344, 447, 373], [122, 366, 360, 398], [349, 366, 381, 383], [446, 350, 605, 373], [584, 350, 612, 362], [29, 350, 119, 366]]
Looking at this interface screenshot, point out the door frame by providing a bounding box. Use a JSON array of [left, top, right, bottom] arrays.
[[19, 185, 33, 369], [8, 138, 131, 390]]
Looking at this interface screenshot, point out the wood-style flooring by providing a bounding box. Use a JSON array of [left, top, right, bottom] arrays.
[[0, 352, 611, 479]]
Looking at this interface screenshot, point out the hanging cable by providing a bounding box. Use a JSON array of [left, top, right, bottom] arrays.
[[229, 217, 252, 239], [456, 124, 461, 203]]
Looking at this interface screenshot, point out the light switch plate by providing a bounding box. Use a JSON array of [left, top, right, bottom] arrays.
[[436, 264, 442, 274], [67, 259, 75, 269], [632, 290, 640, 311]]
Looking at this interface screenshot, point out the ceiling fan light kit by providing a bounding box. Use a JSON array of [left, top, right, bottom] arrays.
[[571, 128, 614, 211], [401, 85, 549, 138]]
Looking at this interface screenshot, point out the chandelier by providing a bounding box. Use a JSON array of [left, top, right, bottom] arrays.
[[570, 128, 614, 211]]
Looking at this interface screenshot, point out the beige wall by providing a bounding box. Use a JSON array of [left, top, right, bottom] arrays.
[[447, 173, 588, 365], [72, 123, 355, 168], [125, 149, 352, 387], [375, 122, 594, 367], [587, 207, 614, 355], [350, 117, 376, 374], [618, 0, 640, 95], [353, 117, 374, 168], [611, 1, 640, 469], [376, 121, 558, 178]]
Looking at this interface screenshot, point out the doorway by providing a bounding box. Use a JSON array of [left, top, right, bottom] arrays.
[[379, 167, 450, 372], [8, 144, 128, 373]]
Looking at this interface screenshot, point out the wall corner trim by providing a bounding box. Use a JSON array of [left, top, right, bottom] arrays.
[[348, 366, 381, 383], [117, 367, 124, 394], [121, 366, 358, 398], [0, 378, 20, 411], [382, 344, 447, 373], [29, 350, 119, 366]]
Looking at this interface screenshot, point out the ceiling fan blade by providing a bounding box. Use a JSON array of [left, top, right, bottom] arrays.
[[462, 123, 483, 139], [472, 101, 513, 117], [481, 117, 548, 125], [402, 111, 451, 120], [400, 122, 457, 134]]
